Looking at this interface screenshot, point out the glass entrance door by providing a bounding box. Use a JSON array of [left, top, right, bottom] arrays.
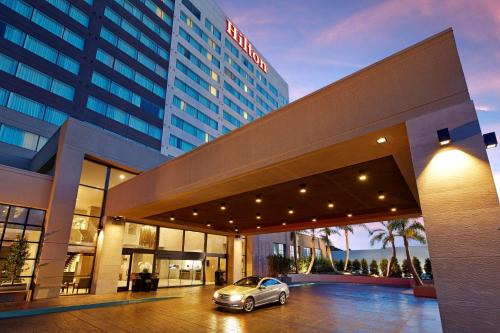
[[117, 254, 131, 291], [205, 257, 227, 285]]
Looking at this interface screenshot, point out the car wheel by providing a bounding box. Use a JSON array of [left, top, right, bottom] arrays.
[[243, 297, 255, 312], [279, 292, 286, 305]]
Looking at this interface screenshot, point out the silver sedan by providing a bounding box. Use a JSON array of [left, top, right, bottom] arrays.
[[213, 276, 290, 312]]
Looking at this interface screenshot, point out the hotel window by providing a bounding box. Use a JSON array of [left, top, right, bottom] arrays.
[[242, 58, 254, 73], [158, 227, 183, 251], [171, 115, 214, 143], [181, 0, 200, 20], [257, 84, 279, 108], [180, 11, 220, 54], [0, 122, 47, 151], [223, 111, 242, 128], [178, 27, 220, 68], [303, 247, 311, 258], [122, 222, 157, 249], [140, 0, 173, 26], [224, 54, 254, 85], [174, 78, 218, 113], [224, 81, 254, 110], [273, 243, 285, 256], [45, 0, 90, 27], [206, 234, 227, 254], [223, 96, 254, 121], [173, 95, 218, 130], [0, 204, 45, 291], [183, 231, 204, 252], [169, 134, 196, 152], [176, 60, 218, 97], [205, 19, 221, 40], [178, 44, 218, 82], [315, 249, 322, 259]]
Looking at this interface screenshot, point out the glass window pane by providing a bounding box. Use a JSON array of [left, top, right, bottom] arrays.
[[74, 186, 104, 217], [0, 205, 8, 221], [26, 243, 39, 259], [3, 224, 24, 240], [8, 207, 27, 224], [184, 231, 204, 252], [20, 260, 36, 277], [27, 209, 45, 226], [69, 216, 99, 246], [108, 168, 136, 188], [24, 225, 42, 242], [122, 223, 156, 249], [158, 228, 183, 251], [80, 160, 107, 189], [0, 242, 13, 258], [206, 234, 227, 254]]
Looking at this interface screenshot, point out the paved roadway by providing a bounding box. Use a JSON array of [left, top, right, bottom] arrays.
[[0, 283, 442, 333]]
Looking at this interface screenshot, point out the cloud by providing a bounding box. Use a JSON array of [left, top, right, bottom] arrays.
[[476, 104, 495, 112]]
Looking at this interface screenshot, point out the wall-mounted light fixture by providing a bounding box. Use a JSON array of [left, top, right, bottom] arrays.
[[483, 132, 497, 149], [377, 137, 387, 144], [437, 128, 451, 146]]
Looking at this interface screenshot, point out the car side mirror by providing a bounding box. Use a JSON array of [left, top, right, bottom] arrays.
[[259, 285, 266, 290]]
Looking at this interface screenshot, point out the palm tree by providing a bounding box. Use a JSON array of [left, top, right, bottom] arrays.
[[367, 222, 397, 277], [305, 228, 318, 274], [389, 219, 426, 286], [320, 227, 340, 271], [339, 225, 354, 271]]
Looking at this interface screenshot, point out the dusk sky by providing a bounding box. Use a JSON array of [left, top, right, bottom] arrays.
[[218, 0, 500, 250]]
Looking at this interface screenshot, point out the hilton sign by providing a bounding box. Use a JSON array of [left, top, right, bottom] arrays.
[[226, 19, 268, 73]]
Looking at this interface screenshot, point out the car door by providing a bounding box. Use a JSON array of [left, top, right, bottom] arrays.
[[267, 279, 282, 302], [255, 278, 274, 305]]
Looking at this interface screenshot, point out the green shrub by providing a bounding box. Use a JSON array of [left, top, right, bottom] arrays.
[[389, 258, 402, 278], [402, 259, 411, 277], [335, 259, 344, 272], [266, 255, 292, 277], [369, 260, 379, 275], [346, 260, 352, 272], [297, 256, 311, 273], [361, 258, 369, 275], [312, 257, 334, 273], [424, 258, 433, 279], [352, 259, 361, 272], [413, 257, 423, 277], [380, 258, 388, 276]]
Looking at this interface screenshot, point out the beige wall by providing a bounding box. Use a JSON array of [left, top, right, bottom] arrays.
[[407, 101, 500, 332]]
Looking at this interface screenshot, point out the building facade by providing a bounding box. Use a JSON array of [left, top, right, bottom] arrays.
[[0, 0, 289, 166]]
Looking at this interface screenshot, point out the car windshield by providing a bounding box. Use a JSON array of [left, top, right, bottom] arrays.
[[234, 277, 260, 287]]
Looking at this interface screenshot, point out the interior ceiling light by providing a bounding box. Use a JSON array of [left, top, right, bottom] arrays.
[[282, 221, 287, 226], [312, 217, 317, 222], [288, 207, 294, 214], [170, 214, 175, 221], [234, 227, 239, 233], [206, 223, 211, 227], [358, 170, 367, 181], [328, 200, 334, 208], [220, 203, 226, 210], [228, 218, 234, 224], [437, 128, 451, 146], [255, 194, 262, 203], [390, 206, 397, 212], [347, 213, 353, 218], [192, 209, 198, 216], [299, 184, 307, 194], [256, 224, 261, 229], [377, 137, 387, 144], [119, 174, 126, 180], [483, 132, 497, 149], [378, 191, 386, 200], [256, 213, 261, 220]]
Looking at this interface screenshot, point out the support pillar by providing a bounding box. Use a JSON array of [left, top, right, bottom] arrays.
[[407, 100, 500, 332]]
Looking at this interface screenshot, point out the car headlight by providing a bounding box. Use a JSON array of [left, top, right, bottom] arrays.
[[229, 294, 243, 302], [213, 291, 219, 298]]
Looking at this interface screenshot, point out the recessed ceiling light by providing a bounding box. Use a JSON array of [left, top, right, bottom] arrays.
[[206, 223, 211, 227], [220, 203, 226, 210], [228, 218, 234, 224], [288, 207, 294, 214], [256, 213, 261, 220], [170, 215, 175, 221], [311, 217, 317, 222], [282, 221, 287, 226], [483, 132, 497, 149], [328, 200, 334, 208], [256, 224, 261, 229], [390, 206, 397, 212], [347, 213, 353, 218], [437, 128, 451, 146], [234, 227, 239, 233], [378, 191, 385, 200], [299, 184, 307, 194], [255, 195, 262, 203], [119, 174, 126, 180], [358, 170, 367, 181], [192, 209, 198, 216], [377, 137, 387, 144]]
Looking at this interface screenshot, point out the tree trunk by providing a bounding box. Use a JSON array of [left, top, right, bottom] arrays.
[[327, 245, 336, 272], [387, 240, 397, 277], [292, 232, 298, 273], [305, 231, 316, 274], [404, 236, 423, 286], [343, 231, 350, 271]]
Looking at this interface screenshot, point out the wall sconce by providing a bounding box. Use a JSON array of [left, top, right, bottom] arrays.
[[483, 132, 497, 149], [437, 128, 451, 146]]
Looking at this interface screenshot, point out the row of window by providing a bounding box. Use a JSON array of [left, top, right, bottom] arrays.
[[180, 11, 220, 55], [224, 67, 253, 98], [100, 27, 167, 79], [223, 96, 253, 122], [139, 0, 173, 26], [45, 0, 89, 27], [169, 134, 196, 152], [86, 95, 162, 140], [256, 95, 272, 113], [173, 95, 218, 130], [223, 111, 242, 129], [91, 71, 163, 119], [225, 38, 239, 58], [178, 43, 218, 82], [257, 83, 278, 108], [174, 78, 218, 114], [0, 122, 47, 151], [113, 0, 171, 43], [2, 22, 79, 75], [96, 48, 165, 98], [0, 87, 68, 126], [0, 53, 74, 101], [176, 60, 218, 98], [223, 81, 254, 110], [0, 0, 84, 50], [171, 114, 213, 143], [179, 27, 219, 68], [104, 7, 169, 60], [205, 19, 221, 40], [224, 53, 253, 85]]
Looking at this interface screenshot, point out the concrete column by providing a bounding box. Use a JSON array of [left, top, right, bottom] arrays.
[[406, 101, 500, 332], [246, 236, 253, 277], [33, 128, 84, 299], [92, 219, 124, 294], [226, 235, 243, 283]]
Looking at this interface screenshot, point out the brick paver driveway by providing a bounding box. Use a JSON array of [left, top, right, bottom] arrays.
[[0, 283, 442, 333]]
